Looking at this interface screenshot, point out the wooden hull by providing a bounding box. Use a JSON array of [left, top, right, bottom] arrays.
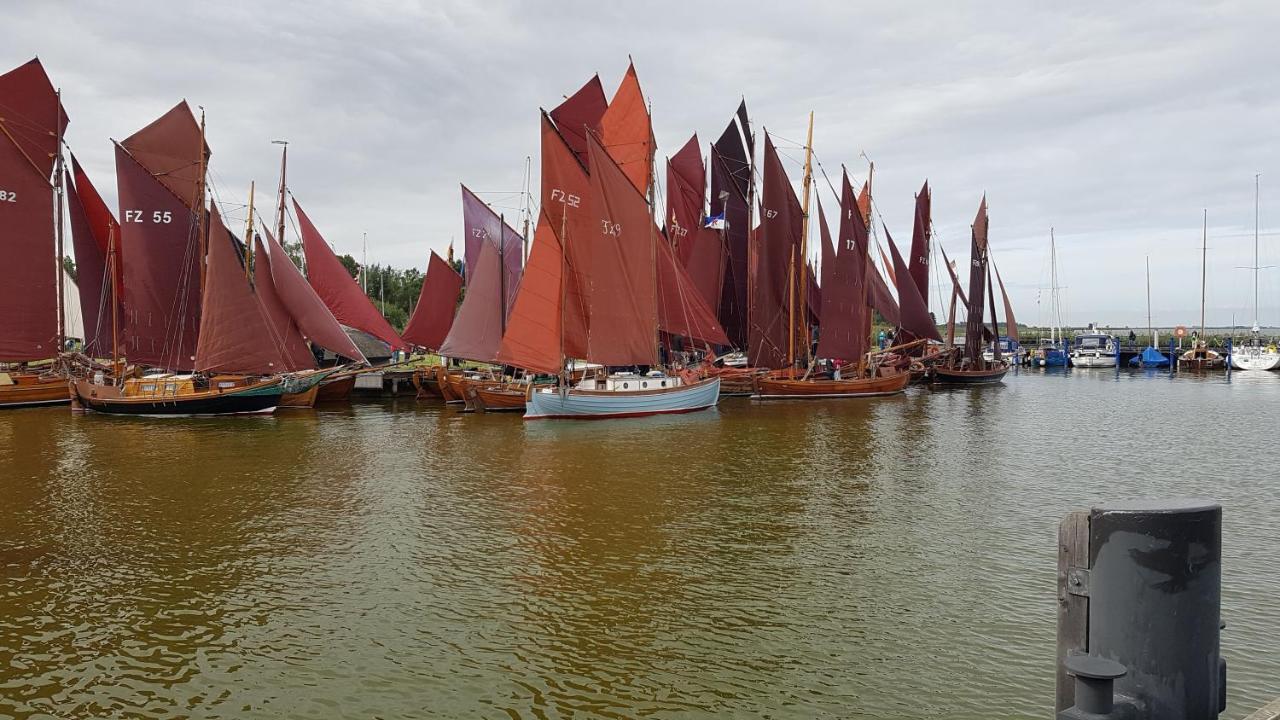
[[932, 366, 1009, 385], [280, 384, 320, 408], [473, 385, 529, 412], [525, 377, 720, 420], [315, 373, 357, 402], [710, 367, 765, 396], [754, 370, 910, 399], [412, 368, 445, 398], [71, 378, 282, 416], [0, 372, 69, 407]]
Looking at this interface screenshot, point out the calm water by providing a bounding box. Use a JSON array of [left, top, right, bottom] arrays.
[[1, 369, 1277, 718]]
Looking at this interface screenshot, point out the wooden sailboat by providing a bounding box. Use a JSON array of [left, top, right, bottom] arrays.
[[498, 66, 721, 420], [0, 59, 72, 407], [1231, 175, 1279, 370], [1179, 210, 1225, 371], [752, 119, 910, 400], [404, 250, 463, 398], [934, 197, 1009, 384]]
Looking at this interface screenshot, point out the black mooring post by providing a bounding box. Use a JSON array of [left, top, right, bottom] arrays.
[[1057, 500, 1225, 720]]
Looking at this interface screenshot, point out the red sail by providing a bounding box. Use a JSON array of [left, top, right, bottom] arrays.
[[402, 251, 462, 351], [747, 135, 802, 369], [877, 242, 897, 286], [0, 59, 65, 360], [963, 197, 990, 362], [496, 211, 566, 374], [460, 184, 523, 316], [867, 264, 901, 327], [539, 113, 590, 359], [549, 75, 607, 168], [816, 175, 868, 362], [886, 226, 941, 342], [438, 239, 504, 362], [120, 101, 208, 210], [908, 180, 931, 307], [194, 206, 287, 375], [294, 199, 404, 351], [666, 135, 725, 321], [115, 142, 201, 369], [583, 131, 658, 365], [599, 62, 652, 195], [263, 229, 365, 362], [66, 161, 121, 354], [710, 112, 752, 348], [655, 231, 729, 347], [806, 262, 821, 327], [253, 235, 317, 371], [993, 262, 1019, 341]]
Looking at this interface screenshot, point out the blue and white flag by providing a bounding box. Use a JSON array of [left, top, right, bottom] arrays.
[[703, 212, 726, 230]]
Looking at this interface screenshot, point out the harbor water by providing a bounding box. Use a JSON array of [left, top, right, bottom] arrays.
[[1, 369, 1277, 718]]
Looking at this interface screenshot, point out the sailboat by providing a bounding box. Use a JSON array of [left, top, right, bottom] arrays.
[[1129, 256, 1171, 368], [498, 66, 722, 420], [1032, 229, 1069, 367], [752, 117, 911, 401], [0, 58, 72, 407], [934, 197, 1009, 384], [1178, 210, 1225, 371], [405, 250, 463, 399], [1231, 175, 1280, 370]]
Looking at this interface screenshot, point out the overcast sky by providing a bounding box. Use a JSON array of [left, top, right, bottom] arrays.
[[9, 1, 1280, 328]]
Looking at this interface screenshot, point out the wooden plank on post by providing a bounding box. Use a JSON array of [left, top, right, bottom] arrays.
[[1056, 510, 1090, 712]]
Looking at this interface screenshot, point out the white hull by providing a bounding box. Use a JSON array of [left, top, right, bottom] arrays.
[[1231, 349, 1280, 371], [525, 376, 720, 420], [1071, 353, 1118, 368]]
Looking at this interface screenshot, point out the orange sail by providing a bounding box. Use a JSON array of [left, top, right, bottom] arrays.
[[599, 62, 652, 195], [495, 211, 567, 374]]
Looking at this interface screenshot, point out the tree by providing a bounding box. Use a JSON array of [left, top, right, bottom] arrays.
[[62, 255, 77, 282], [337, 253, 359, 279]]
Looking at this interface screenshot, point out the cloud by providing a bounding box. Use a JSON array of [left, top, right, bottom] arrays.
[[8, 0, 1279, 327]]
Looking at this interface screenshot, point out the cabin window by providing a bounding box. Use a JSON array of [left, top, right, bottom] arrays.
[[217, 381, 236, 389], [140, 384, 156, 392], [164, 383, 177, 392]]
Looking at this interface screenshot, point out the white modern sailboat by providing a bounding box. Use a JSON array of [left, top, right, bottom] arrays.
[[1231, 174, 1280, 370]]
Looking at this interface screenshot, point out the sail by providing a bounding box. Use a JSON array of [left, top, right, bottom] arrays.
[[194, 206, 287, 375], [867, 262, 900, 327], [666, 135, 724, 312], [539, 112, 590, 359], [62, 269, 83, 343], [939, 243, 992, 344], [655, 231, 730, 347], [114, 141, 201, 369], [877, 241, 897, 286], [886, 226, 941, 342], [65, 159, 120, 354], [460, 184, 523, 316], [582, 131, 658, 365], [253, 235, 316, 371], [549, 74, 607, 167], [599, 62, 652, 195], [120, 101, 209, 210], [401, 251, 462, 351], [747, 135, 802, 369], [816, 174, 869, 362], [963, 197, 990, 362], [293, 199, 404, 351], [0, 59, 66, 361], [908, 181, 931, 307], [806, 262, 821, 327], [438, 239, 505, 362], [710, 111, 752, 348], [495, 211, 566, 374], [993, 262, 1019, 341], [263, 229, 366, 362]]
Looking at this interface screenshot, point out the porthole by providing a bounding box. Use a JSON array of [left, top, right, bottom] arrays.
[[660, 380, 667, 387], [622, 382, 629, 389], [642, 382, 648, 388]]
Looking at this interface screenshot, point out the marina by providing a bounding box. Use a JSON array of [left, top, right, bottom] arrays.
[[2, 370, 1279, 717]]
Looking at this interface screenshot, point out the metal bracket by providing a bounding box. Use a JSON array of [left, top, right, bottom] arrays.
[[1067, 567, 1090, 597]]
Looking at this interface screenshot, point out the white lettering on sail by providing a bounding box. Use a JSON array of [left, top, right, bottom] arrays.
[[600, 220, 622, 237], [550, 189, 581, 208], [0, 190, 16, 202], [471, 228, 489, 240], [763, 208, 778, 219], [124, 210, 172, 224], [845, 238, 856, 251]]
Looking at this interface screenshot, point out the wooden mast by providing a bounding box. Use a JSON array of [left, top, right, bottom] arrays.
[[109, 225, 120, 377], [521, 155, 532, 265], [647, 99, 660, 367], [787, 249, 796, 367], [797, 111, 815, 369], [499, 213, 507, 335], [244, 181, 256, 281], [273, 140, 288, 247], [194, 109, 209, 291], [53, 89, 66, 352]]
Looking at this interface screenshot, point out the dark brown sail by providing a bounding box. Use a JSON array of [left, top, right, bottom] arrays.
[[710, 107, 752, 348], [993, 262, 1018, 342], [747, 135, 801, 369], [549, 75, 607, 168], [253, 235, 317, 371], [886, 226, 941, 342], [816, 173, 869, 362], [963, 197, 990, 363], [66, 157, 121, 354], [908, 180, 931, 308]]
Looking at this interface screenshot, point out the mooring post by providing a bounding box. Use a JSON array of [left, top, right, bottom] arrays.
[[1056, 501, 1225, 720], [1170, 339, 1178, 374], [1226, 337, 1232, 374]]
